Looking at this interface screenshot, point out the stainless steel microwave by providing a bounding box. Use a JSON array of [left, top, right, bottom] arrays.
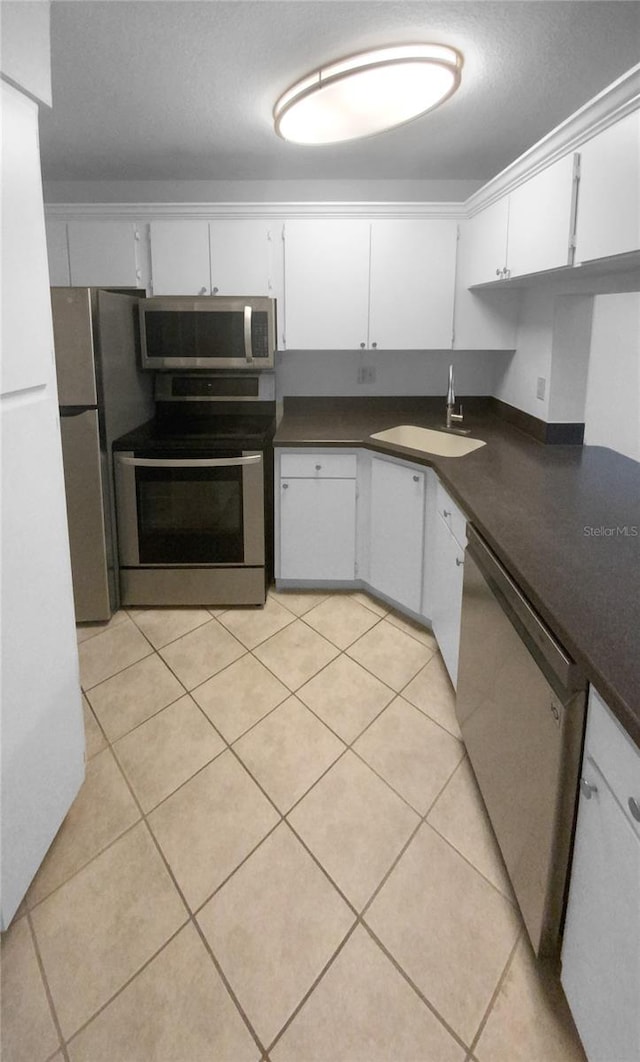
[[139, 296, 276, 371]]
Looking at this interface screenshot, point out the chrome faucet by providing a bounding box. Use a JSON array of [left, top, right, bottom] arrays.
[[445, 364, 465, 430]]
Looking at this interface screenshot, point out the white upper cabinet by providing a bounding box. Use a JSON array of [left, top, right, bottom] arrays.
[[459, 198, 510, 287], [150, 220, 210, 295], [209, 220, 275, 296], [462, 153, 576, 286], [454, 201, 519, 349], [284, 217, 457, 350], [209, 220, 285, 347], [67, 220, 141, 288], [284, 219, 371, 349], [507, 153, 577, 277], [368, 220, 457, 349], [45, 217, 70, 286], [575, 110, 640, 263]]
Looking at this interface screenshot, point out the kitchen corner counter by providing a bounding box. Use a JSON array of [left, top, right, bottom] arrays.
[[274, 397, 640, 746]]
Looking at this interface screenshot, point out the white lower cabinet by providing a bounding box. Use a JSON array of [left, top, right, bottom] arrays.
[[277, 452, 357, 582], [369, 456, 425, 613], [561, 688, 640, 1062], [276, 450, 468, 676], [430, 482, 467, 687]]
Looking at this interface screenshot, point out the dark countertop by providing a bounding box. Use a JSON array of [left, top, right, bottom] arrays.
[[274, 397, 640, 746]]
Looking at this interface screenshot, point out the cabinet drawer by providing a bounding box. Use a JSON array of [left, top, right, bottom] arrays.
[[436, 480, 467, 547], [586, 687, 640, 837], [280, 452, 357, 479]]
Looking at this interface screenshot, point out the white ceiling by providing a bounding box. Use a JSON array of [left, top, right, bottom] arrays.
[[40, 1, 640, 184]]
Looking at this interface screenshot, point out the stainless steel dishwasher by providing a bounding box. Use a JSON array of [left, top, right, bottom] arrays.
[[456, 526, 587, 958]]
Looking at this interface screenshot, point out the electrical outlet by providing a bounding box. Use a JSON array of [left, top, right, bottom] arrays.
[[536, 376, 546, 401], [357, 366, 376, 384]]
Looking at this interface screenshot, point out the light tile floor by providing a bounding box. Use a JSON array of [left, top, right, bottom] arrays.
[[1, 590, 586, 1062]]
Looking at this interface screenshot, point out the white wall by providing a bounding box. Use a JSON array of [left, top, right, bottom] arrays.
[[583, 293, 640, 461], [276, 349, 509, 399], [494, 290, 555, 419], [0, 0, 51, 105], [547, 296, 593, 423]]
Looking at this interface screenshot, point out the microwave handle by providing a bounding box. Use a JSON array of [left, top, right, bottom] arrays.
[[118, 455, 262, 468], [244, 305, 253, 363]]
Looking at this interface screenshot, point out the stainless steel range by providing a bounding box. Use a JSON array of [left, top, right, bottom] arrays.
[[113, 374, 275, 607]]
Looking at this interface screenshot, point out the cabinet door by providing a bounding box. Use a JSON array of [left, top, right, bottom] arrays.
[[150, 220, 210, 295], [460, 198, 509, 287], [506, 154, 577, 277], [431, 513, 465, 686], [284, 219, 370, 349], [562, 769, 640, 1062], [209, 220, 273, 295], [369, 220, 457, 349], [369, 458, 425, 613], [575, 110, 640, 263], [279, 477, 356, 580], [67, 220, 141, 287]]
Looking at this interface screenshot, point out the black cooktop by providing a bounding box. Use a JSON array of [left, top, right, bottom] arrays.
[[113, 403, 277, 453]]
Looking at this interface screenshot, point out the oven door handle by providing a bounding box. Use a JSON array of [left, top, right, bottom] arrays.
[[244, 305, 253, 363], [118, 455, 262, 468]]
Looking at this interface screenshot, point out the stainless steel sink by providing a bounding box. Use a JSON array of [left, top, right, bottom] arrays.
[[370, 425, 486, 457]]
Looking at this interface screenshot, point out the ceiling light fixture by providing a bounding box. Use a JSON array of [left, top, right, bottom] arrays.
[[273, 43, 463, 145]]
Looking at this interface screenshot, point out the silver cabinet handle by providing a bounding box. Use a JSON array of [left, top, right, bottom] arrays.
[[282, 482, 289, 489], [580, 777, 598, 799], [372, 341, 377, 349], [496, 268, 502, 277], [443, 509, 451, 517], [315, 464, 322, 471], [629, 797, 640, 822], [212, 286, 219, 294], [119, 454, 261, 468], [244, 305, 253, 363], [455, 557, 464, 566], [360, 342, 366, 349], [199, 286, 207, 295], [412, 475, 420, 482]]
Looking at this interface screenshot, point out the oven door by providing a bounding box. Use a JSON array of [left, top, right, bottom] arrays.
[[114, 451, 264, 568]]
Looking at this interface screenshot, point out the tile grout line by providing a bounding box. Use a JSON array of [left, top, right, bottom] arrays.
[[423, 757, 519, 908], [263, 918, 362, 1056], [359, 918, 473, 1057], [25, 910, 71, 1062], [63, 921, 191, 1051], [467, 928, 524, 1057]]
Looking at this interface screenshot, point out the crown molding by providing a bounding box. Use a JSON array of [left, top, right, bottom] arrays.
[[44, 201, 465, 221], [43, 64, 640, 224], [465, 63, 640, 217]]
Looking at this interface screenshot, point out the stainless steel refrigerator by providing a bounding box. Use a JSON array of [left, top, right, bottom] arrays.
[[51, 288, 154, 622]]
